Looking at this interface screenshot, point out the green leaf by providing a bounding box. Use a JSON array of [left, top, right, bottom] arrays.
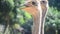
[[24, 12, 32, 20]]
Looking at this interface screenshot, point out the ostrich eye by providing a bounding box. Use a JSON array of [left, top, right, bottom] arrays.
[[42, 1, 46, 3], [32, 2, 35, 5], [40, 1, 47, 4], [32, 1, 37, 6]]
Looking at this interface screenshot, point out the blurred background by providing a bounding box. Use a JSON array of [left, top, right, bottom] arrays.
[[45, 0, 60, 34], [0, 0, 60, 34]]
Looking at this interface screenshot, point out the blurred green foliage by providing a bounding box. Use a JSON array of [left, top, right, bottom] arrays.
[[49, 0, 60, 11], [0, 0, 33, 34], [44, 0, 60, 34], [45, 7, 60, 34]]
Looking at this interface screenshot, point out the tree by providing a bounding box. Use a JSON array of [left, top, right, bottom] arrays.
[[0, 0, 33, 34]]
